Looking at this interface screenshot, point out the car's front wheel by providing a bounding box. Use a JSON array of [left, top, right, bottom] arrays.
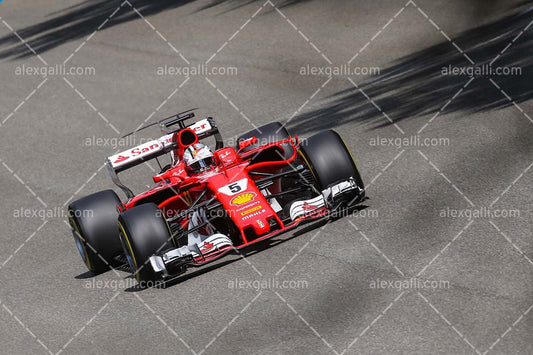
[[118, 203, 174, 286], [300, 130, 365, 200]]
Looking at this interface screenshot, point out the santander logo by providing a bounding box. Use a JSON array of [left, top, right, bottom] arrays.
[[111, 141, 161, 166], [113, 155, 129, 164], [302, 202, 318, 211], [200, 242, 214, 253], [108, 120, 210, 169], [130, 143, 160, 156]]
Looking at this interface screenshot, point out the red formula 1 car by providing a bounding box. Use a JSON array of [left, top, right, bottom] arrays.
[[68, 110, 365, 286]]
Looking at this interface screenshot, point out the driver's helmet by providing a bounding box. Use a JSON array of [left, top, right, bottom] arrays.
[[183, 143, 214, 174]]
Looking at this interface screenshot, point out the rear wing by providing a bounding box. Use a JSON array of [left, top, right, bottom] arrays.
[[106, 112, 223, 199]]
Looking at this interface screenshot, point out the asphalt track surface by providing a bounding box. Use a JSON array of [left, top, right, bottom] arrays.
[[0, 0, 532, 354]]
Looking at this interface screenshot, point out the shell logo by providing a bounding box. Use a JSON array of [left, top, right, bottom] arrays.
[[231, 192, 256, 206]]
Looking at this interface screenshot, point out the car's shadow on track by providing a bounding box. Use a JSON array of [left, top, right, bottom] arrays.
[[120, 204, 370, 292], [287, 1, 533, 134], [74, 271, 98, 279]]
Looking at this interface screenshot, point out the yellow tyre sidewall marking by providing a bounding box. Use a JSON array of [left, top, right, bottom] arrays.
[[299, 150, 319, 186], [118, 221, 140, 281]]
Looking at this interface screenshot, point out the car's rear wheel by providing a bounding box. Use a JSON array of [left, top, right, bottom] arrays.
[[118, 203, 174, 286], [300, 130, 364, 198], [67, 190, 123, 274]]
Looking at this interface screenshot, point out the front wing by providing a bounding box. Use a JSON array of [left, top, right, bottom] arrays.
[[148, 178, 363, 281], [150, 206, 329, 280]]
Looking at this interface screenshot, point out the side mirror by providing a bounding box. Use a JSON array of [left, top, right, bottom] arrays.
[[238, 136, 257, 150], [153, 170, 171, 183]]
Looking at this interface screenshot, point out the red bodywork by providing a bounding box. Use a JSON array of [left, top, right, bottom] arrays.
[[121, 136, 326, 266]]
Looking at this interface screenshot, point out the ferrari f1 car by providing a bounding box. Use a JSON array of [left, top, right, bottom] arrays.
[[68, 109, 365, 285]]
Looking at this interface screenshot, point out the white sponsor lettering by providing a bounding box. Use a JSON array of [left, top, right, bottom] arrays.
[[189, 119, 211, 134], [108, 120, 211, 170]]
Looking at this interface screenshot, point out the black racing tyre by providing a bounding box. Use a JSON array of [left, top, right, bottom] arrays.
[[118, 203, 174, 285], [300, 130, 364, 195], [236, 122, 293, 160], [67, 190, 123, 274]]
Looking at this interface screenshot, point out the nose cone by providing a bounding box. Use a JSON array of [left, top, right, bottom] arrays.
[[252, 218, 270, 235]]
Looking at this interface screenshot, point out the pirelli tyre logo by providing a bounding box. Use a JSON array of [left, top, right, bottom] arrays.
[[241, 205, 262, 216], [230, 192, 256, 206]]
